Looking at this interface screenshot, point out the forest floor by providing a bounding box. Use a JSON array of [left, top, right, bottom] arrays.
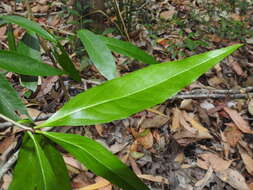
[[1, 0, 253, 189]]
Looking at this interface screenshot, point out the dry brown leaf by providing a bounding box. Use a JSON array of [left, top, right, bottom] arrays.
[[231, 61, 244, 76], [238, 146, 253, 175], [248, 182, 253, 190], [141, 114, 169, 129], [224, 123, 242, 147], [129, 156, 142, 175], [0, 26, 7, 39], [160, 9, 176, 20], [197, 153, 233, 172], [79, 178, 110, 190], [180, 99, 193, 110], [183, 112, 212, 139], [37, 76, 58, 97], [216, 168, 249, 190], [0, 135, 15, 154], [223, 107, 253, 134], [95, 124, 104, 137], [248, 100, 253, 116], [137, 129, 153, 149], [170, 108, 181, 132], [63, 155, 85, 171], [137, 174, 169, 184]]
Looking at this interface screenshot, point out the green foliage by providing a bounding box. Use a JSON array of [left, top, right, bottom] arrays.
[[0, 15, 242, 190]]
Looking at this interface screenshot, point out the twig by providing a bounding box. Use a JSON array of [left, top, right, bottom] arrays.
[[112, 0, 131, 41], [0, 151, 18, 179], [173, 93, 253, 100], [0, 114, 33, 131], [0, 114, 53, 129]]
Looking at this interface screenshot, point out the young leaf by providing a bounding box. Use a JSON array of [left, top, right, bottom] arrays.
[[17, 32, 41, 91], [7, 24, 16, 51], [38, 44, 242, 128], [40, 131, 149, 190], [0, 51, 64, 76], [8, 134, 44, 190], [0, 73, 28, 121], [100, 36, 158, 65], [28, 132, 58, 190], [0, 15, 57, 43], [77, 29, 117, 80], [54, 43, 81, 82]]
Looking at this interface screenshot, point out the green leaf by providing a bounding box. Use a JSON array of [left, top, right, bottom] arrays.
[[0, 73, 28, 121], [0, 51, 64, 76], [28, 132, 58, 190], [41, 137, 72, 190], [7, 24, 16, 51], [38, 44, 242, 127], [54, 44, 81, 82], [77, 29, 117, 80], [100, 36, 158, 65], [40, 131, 149, 190], [8, 134, 44, 190], [0, 15, 57, 43], [17, 32, 41, 91]]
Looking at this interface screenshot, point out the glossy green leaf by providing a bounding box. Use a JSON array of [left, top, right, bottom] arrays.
[[8, 134, 44, 190], [28, 132, 58, 190], [41, 137, 72, 190], [38, 44, 242, 128], [0, 15, 57, 43], [0, 73, 28, 121], [18, 32, 41, 91], [77, 29, 117, 80], [54, 44, 81, 82], [40, 131, 149, 190], [0, 51, 64, 76], [100, 36, 158, 65], [7, 24, 16, 51]]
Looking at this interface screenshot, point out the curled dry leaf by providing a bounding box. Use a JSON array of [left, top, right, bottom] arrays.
[[197, 153, 233, 172], [137, 129, 154, 149], [140, 114, 169, 129], [238, 146, 253, 176], [216, 168, 249, 190], [0, 135, 15, 154], [183, 111, 213, 139], [223, 107, 253, 134], [195, 167, 213, 189]]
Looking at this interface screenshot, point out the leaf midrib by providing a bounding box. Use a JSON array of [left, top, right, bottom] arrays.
[[47, 51, 224, 124], [45, 133, 138, 189]]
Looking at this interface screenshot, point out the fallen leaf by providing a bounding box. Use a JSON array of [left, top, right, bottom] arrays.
[[170, 108, 181, 132], [197, 153, 233, 172], [79, 177, 110, 190], [140, 114, 169, 129], [223, 107, 253, 134], [231, 61, 244, 76], [95, 124, 104, 137], [248, 100, 253, 116], [160, 9, 176, 20], [224, 123, 242, 147], [195, 167, 213, 188], [238, 146, 253, 175], [216, 168, 249, 190], [129, 156, 142, 175], [183, 111, 213, 139], [0, 135, 15, 154], [0, 26, 7, 39], [137, 174, 169, 184], [137, 129, 153, 149]]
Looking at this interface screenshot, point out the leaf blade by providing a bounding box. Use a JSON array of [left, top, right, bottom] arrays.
[[0, 73, 28, 121], [39, 44, 242, 127], [100, 36, 158, 65], [0, 15, 57, 43], [0, 51, 64, 76], [77, 29, 117, 80], [41, 131, 149, 190], [8, 134, 43, 190]]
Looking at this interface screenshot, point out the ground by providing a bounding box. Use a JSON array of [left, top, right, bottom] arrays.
[[0, 0, 253, 189]]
